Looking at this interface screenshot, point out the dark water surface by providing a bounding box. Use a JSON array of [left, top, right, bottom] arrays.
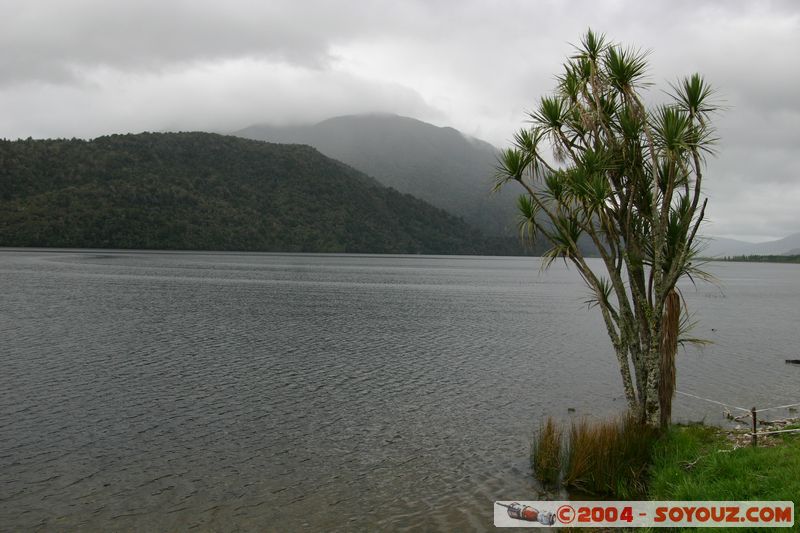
[[1, 250, 798, 531]]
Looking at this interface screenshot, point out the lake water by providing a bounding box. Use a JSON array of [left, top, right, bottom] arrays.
[[1, 250, 798, 531]]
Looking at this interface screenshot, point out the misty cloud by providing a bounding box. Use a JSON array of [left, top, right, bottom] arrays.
[[0, 59, 436, 139], [1, 0, 797, 240]]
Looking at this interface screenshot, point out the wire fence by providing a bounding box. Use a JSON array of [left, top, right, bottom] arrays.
[[675, 389, 800, 446]]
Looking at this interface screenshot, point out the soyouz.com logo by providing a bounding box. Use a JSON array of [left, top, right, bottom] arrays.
[[494, 501, 794, 528]]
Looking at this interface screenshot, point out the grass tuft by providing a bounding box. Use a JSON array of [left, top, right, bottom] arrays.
[[562, 413, 659, 498], [531, 417, 563, 486]]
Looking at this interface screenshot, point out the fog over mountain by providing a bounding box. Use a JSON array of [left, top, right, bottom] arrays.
[[1, 1, 797, 242], [702, 233, 800, 258], [236, 114, 518, 237]]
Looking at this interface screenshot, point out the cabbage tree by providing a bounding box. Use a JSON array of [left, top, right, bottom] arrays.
[[495, 30, 717, 427]]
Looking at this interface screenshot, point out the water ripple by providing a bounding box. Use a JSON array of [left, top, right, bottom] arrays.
[[0, 251, 798, 531]]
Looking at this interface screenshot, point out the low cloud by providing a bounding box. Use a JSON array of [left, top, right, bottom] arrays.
[[0, 59, 436, 139], [1, 0, 797, 239]]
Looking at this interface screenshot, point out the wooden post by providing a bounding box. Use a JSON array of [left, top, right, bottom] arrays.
[[751, 407, 757, 448]]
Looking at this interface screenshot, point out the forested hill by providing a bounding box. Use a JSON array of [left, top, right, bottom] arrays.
[[0, 132, 496, 254], [235, 114, 519, 237]]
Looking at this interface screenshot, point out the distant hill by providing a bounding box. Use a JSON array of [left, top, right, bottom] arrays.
[[702, 233, 800, 257], [234, 114, 520, 238], [0, 132, 500, 254]]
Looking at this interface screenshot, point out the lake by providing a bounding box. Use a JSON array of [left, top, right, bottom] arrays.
[[1, 250, 798, 531]]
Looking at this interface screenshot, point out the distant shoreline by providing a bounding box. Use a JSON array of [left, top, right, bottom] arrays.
[[704, 255, 800, 264]]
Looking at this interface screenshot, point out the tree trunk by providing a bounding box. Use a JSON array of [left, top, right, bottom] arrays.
[[644, 366, 661, 426], [615, 346, 637, 410]]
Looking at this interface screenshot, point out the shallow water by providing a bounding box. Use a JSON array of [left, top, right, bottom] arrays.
[[0, 250, 797, 531]]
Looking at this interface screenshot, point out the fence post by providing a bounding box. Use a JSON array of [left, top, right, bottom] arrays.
[[751, 407, 757, 447]]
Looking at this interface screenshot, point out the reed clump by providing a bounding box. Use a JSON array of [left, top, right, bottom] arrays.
[[531, 412, 659, 498], [531, 417, 563, 486], [563, 413, 659, 498]]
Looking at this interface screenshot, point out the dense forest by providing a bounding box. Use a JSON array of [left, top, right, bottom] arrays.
[[0, 132, 523, 254]]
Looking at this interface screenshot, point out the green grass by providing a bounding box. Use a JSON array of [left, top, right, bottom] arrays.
[[531, 414, 799, 528], [650, 424, 800, 502]]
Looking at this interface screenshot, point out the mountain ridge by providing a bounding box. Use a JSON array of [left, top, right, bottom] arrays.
[[0, 132, 502, 254], [234, 113, 519, 238], [702, 233, 800, 257]]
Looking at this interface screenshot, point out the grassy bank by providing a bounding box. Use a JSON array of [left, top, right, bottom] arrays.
[[649, 424, 800, 502], [532, 417, 800, 510]]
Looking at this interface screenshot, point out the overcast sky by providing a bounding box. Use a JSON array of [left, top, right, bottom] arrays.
[[1, 0, 797, 241]]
